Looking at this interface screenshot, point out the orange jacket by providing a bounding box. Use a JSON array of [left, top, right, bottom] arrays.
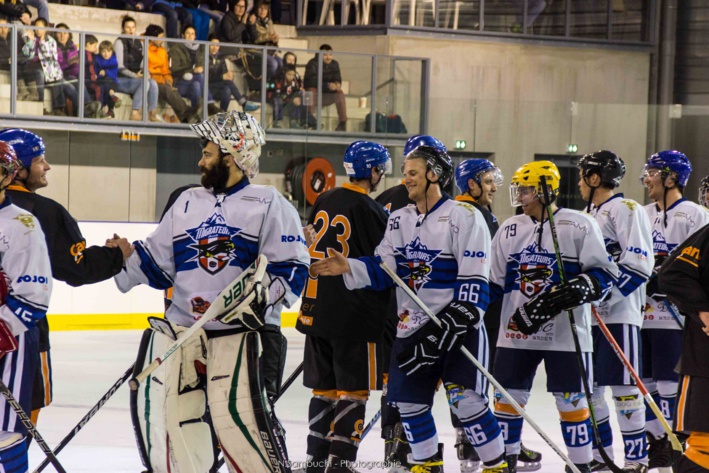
[[148, 43, 172, 86]]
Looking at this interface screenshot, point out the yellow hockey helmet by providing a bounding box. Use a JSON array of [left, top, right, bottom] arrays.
[[509, 160, 561, 206]]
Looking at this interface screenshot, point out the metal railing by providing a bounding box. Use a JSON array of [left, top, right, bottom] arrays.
[[0, 23, 429, 135]]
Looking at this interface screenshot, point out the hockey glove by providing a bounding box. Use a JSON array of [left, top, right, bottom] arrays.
[[512, 274, 602, 335], [646, 274, 666, 303], [397, 322, 443, 375], [437, 300, 480, 352], [219, 279, 268, 330], [0, 320, 18, 360]]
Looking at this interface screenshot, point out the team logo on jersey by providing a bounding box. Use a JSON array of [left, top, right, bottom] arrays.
[[513, 243, 555, 298], [395, 237, 441, 291], [652, 230, 675, 258], [190, 296, 211, 315], [13, 214, 35, 229], [186, 213, 240, 275]]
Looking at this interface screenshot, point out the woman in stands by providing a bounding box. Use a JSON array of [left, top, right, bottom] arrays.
[[169, 25, 205, 111], [248, 0, 280, 79], [218, 0, 252, 57], [54, 23, 101, 117]]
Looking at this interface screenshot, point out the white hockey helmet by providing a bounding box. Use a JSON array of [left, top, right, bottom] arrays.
[[190, 111, 266, 179]]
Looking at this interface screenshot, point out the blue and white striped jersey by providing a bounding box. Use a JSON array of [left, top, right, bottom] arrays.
[[116, 180, 310, 330], [490, 208, 617, 352], [0, 199, 52, 336], [643, 199, 709, 330], [587, 194, 654, 327], [345, 196, 492, 338]]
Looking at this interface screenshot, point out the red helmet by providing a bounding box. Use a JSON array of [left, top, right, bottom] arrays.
[[0, 141, 20, 184]]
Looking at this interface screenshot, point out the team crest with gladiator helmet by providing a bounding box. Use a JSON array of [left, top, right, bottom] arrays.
[[186, 213, 240, 275]]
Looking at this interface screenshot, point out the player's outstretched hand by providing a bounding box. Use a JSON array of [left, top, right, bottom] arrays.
[[303, 224, 317, 247], [106, 233, 135, 261], [310, 250, 350, 277]]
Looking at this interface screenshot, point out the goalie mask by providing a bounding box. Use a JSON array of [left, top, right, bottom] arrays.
[[0, 141, 20, 191], [190, 111, 266, 179], [509, 160, 560, 207]]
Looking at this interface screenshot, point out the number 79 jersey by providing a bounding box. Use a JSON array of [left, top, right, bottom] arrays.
[[490, 209, 617, 352], [297, 184, 391, 342]]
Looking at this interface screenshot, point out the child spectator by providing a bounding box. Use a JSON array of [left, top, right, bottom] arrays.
[[83, 35, 102, 105], [206, 34, 258, 112], [95, 40, 122, 117], [268, 63, 312, 128]]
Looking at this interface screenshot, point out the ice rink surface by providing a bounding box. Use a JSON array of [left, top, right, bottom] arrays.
[[29, 329, 635, 472]]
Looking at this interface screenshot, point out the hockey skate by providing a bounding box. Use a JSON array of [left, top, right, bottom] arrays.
[[565, 463, 592, 473], [481, 462, 509, 473], [409, 444, 444, 473], [589, 459, 610, 472], [385, 422, 413, 472], [455, 427, 481, 473], [620, 461, 648, 472], [516, 443, 542, 471]]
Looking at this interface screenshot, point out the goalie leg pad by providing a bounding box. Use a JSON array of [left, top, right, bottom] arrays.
[[130, 322, 217, 473], [258, 324, 287, 399], [207, 331, 291, 473]]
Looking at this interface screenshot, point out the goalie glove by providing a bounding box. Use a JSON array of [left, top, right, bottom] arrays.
[[437, 300, 480, 352], [512, 274, 602, 335], [397, 322, 442, 376], [219, 279, 268, 330]]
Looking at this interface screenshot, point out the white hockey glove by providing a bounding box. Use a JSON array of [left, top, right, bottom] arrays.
[[512, 274, 602, 335], [217, 273, 287, 330]]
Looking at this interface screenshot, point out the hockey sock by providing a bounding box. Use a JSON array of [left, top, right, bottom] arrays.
[[645, 389, 665, 439], [397, 402, 438, 461], [459, 406, 505, 467], [556, 392, 593, 464], [329, 392, 368, 462], [494, 401, 523, 455], [0, 436, 28, 473], [612, 386, 647, 463], [307, 392, 337, 462], [589, 386, 613, 462]]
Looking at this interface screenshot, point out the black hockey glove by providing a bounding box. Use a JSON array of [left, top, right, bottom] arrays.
[[512, 274, 602, 335], [397, 322, 443, 375], [645, 274, 666, 303], [437, 300, 480, 352]]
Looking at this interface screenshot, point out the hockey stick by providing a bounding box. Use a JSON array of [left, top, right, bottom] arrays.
[[540, 176, 624, 473], [130, 254, 269, 390], [33, 363, 135, 473], [361, 409, 382, 440], [0, 379, 66, 473], [664, 300, 684, 330], [379, 261, 582, 473], [589, 306, 683, 453], [271, 361, 303, 404]]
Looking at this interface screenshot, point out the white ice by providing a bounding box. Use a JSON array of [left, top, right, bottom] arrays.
[[29, 329, 634, 472]]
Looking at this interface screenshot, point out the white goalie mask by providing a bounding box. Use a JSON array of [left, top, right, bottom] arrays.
[[190, 111, 266, 179]]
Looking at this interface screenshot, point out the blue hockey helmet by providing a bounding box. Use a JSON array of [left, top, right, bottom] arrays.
[[455, 158, 503, 193], [643, 150, 692, 187], [403, 145, 454, 188], [404, 135, 446, 156], [0, 129, 45, 169], [343, 141, 392, 179]]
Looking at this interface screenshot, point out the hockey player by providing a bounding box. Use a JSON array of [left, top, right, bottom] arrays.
[[490, 160, 617, 473], [375, 135, 446, 473], [297, 140, 392, 473], [640, 150, 709, 469], [698, 175, 709, 208], [577, 151, 653, 472], [658, 223, 709, 473], [312, 145, 509, 473], [114, 111, 310, 473], [0, 128, 131, 427], [0, 141, 53, 472]]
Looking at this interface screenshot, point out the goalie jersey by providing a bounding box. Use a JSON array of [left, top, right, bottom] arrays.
[[116, 180, 310, 330], [587, 194, 654, 326], [0, 199, 52, 335], [643, 199, 709, 330], [297, 183, 390, 342], [490, 208, 617, 352], [344, 196, 492, 338]]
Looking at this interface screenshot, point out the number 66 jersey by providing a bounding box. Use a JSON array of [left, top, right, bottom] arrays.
[[490, 209, 617, 352], [344, 196, 492, 338]]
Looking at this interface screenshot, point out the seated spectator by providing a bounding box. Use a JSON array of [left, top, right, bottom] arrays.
[[304, 43, 347, 131], [182, 0, 212, 41], [199, 0, 226, 31], [169, 24, 203, 109], [283, 50, 296, 67], [83, 34, 105, 115], [0, 22, 10, 72], [206, 34, 258, 112], [23, 0, 49, 23], [55, 23, 101, 117], [14, 11, 44, 102], [95, 40, 123, 117], [114, 15, 160, 121], [248, 0, 280, 79], [268, 63, 313, 129], [218, 0, 250, 57], [22, 18, 78, 116], [0, 0, 25, 23], [146, 0, 195, 39], [145, 24, 194, 123]]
